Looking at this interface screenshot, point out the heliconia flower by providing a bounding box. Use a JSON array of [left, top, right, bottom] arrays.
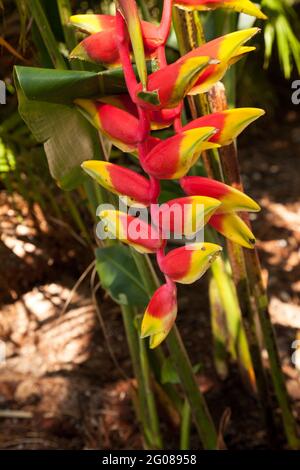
[[81, 161, 153, 207], [141, 282, 177, 349], [70, 15, 166, 51], [69, 14, 115, 34], [174, 0, 267, 20], [182, 107, 265, 146], [178, 28, 259, 95], [97, 94, 180, 130], [149, 107, 182, 130], [180, 176, 260, 213], [99, 210, 163, 253], [70, 30, 121, 67], [158, 243, 222, 284], [71, 0, 151, 77], [69, 16, 164, 67], [97, 94, 139, 118], [142, 127, 218, 179], [74, 99, 139, 153], [209, 212, 256, 249], [135, 56, 215, 110], [151, 196, 221, 237]]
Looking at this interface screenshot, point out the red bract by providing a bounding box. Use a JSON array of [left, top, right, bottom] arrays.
[[174, 0, 267, 19], [209, 212, 256, 249], [82, 161, 153, 206], [141, 282, 178, 349], [70, 0, 173, 67], [182, 108, 265, 146], [142, 127, 218, 179], [180, 176, 260, 213], [135, 56, 215, 109], [158, 243, 222, 284], [181, 176, 260, 248], [75, 99, 140, 152], [179, 28, 260, 94], [151, 196, 221, 237]]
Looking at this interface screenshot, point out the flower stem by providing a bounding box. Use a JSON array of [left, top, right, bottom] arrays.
[[212, 73, 300, 450], [131, 250, 219, 449], [121, 305, 157, 448], [167, 327, 219, 449], [180, 399, 192, 450]]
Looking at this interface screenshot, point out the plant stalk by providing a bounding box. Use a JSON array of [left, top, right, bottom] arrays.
[[210, 68, 300, 450], [180, 399, 192, 450], [172, 6, 279, 444], [131, 250, 219, 449], [28, 0, 67, 70], [121, 305, 157, 448]]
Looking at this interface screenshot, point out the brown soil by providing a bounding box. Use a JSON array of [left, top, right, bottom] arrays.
[[0, 110, 299, 450]]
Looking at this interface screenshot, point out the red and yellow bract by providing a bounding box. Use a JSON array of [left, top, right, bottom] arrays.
[[142, 127, 218, 179], [99, 209, 163, 254], [151, 196, 221, 237], [82, 161, 153, 207], [141, 282, 178, 349], [158, 243, 223, 284], [174, 0, 267, 20]]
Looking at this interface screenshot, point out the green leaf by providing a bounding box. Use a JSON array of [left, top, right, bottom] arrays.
[[16, 94, 100, 190], [14, 66, 128, 105], [14, 66, 125, 189], [96, 245, 149, 308], [137, 90, 160, 106], [161, 357, 202, 384]]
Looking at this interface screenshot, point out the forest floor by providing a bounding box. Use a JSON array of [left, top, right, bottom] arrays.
[[0, 110, 299, 450]]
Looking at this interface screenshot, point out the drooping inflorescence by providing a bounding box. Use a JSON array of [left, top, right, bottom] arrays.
[[76, 0, 266, 348]]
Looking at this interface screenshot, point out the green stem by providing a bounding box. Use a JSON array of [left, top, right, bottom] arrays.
[[180, 399, 192, 450], [131, 250, 219, 449], [149, 348, 183, 413], [213, 75, 300, 450], [210, 252, 254, 389], [138, 320, 163, 449], [64, 191, 92, 246], [121, 305, 154, 448], [209, 276, 229, 380], [56, 0, 77, 50], [167, 327, 218, 449], [130, 249, 159, 295]]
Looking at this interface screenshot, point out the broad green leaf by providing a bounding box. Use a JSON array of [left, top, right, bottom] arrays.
[[16, 88, 100, 190], [14, 66, 128, 105], [96, 245, 149, 307]]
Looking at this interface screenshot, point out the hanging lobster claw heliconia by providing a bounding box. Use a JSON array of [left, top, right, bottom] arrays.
[[77, 0, 266, 347]]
